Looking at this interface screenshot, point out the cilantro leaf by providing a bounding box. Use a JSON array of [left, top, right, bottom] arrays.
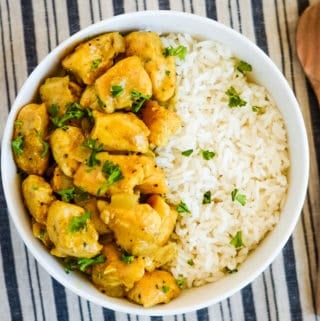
[[225, 87, 247, 108], [230, 231, 245, 249], [51, 102, 85, 129], [111, 85, 123, 97], [121, 252, 135, 264], [162, 285, 170, 293], [181, 149, 193, 156], [131, 90, 151, 113], [163, 45, 187, 60], [68, 211, 91, 233], [91, 58, 102, 70], [236, 60, 252, 74], [176, 201, 191, 214], [82, 138, 104, 167], [201, 150, 215, 160], [97, 160, 124, 195], [64, 254, 106, 273], [56, 187, 75, 203], [231, 188, 247, 206], [11, 134, 24, 155], [202, 191, 212, 204], [176, 276, 187, 288]]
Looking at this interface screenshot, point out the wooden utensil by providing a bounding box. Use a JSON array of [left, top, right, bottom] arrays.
[[296, 1, 320, 104]]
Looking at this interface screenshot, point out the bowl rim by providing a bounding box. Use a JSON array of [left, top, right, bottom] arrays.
[[1, 10, 310, 316]]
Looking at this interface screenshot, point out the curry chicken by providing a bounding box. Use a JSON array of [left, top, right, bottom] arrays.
[[11, 31, 184, 307]]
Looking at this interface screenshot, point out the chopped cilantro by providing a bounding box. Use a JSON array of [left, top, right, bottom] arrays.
[[56, 187, 75, 203], [121, 252, 135, 264], [82, 138, 104, 167], [91, 58, 102, 70], [96, 95, 106, 108], [201, 150, 215, 160], [51, 102, 85, 129], [14, 120, 23, 127], [162, 285, 170, 293], [176, 276, 187, 288], [163, 45, 187, 60], [97, 160, 124, 195], [187, 259, 194, 266], [68, 211, 91, 233], [176, 201, 191, 214], [111, 85, 123, 97], [230, 231, 245, 249], [202, 191, 212, 204], [165, 70, 171, 76], [131, 90, 151, 113], [181, 149, 193, 156], [225, 87, 247, 108], [65, 254, 106, 273], [231, 188, 247, 206], [224, 267, 238, 274], [36, 130, 49, 158], [252, 105, 266, 114], [48, 104, 59, 117], [236, 60, 252, 74], [11, 134, 24, 155]]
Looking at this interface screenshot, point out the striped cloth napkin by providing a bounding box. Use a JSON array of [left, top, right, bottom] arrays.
[[0, 1, 319, 321]]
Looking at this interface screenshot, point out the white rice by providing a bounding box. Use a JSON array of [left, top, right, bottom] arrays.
[[158, 34, 290, 288]]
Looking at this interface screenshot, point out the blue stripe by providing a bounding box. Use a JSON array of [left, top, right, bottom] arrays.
[[151, 317, 163, 321], [43, 0, 52, 51], [67, 0, 80, 35], [228, 0, 234, 29], [0, 173, 23, 320], [250, 0, 268, 54], [103, 308, 116, 321], [262, 273, 272, 321], [52, 279, 69, 321], [86, 301, 93, 321], [35, 262, 46, 321], [269, 265, 280, 321], [219, 302, 225, 321], [282, 238, 302, 321], [196, 307, 210, 321], [241, 284, 257, 321], [78, 296, 85, 321], [205, 0, 217, 20], [226, 298, 233, 321], [235, 0, 242, 33], [159, 0, 170, 10], [20, 0, 38, 75], [112, 0, 124, 15]]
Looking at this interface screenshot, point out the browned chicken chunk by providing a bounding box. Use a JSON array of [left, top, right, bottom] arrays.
[[126, 270, 180, 307], [80, 56, 152, 113], [90, 111, 150, 153], [12, 103, 50, 175], [141, 100, 181, 147], [47, 200, 102, 258], [62, 32, 125, 85], [22, 175, 55, 224], [125, 31, 176, 102], [91, 243, 145, 297]]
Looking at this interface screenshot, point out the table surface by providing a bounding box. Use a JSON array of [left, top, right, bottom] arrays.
[[1, 0, 320, 320]]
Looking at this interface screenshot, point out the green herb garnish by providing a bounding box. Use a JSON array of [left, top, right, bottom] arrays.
[[231, 188, 247, 206], [201, 150, 215, 160], [91, 58, 102, 70], [176, 276, 187, 288], [68, 211, 91, 233], [14, 120, 23, 127], [230, 231, 245, 249], [96, 95, 106, 108], [121, 252, 135, 264], [181, 149, 193, 157], [187, 259, 194, 266], [131, 90, 151, 113], [48, 104, 59, 117], [51, 102, 85, 129], [176, 201, 191, 214], [82, 138, 104, 167], [97, 160, 124, 195], [202, 191, 212, 204], [163, 45, 187, 60], [252, 105, 266, 114], [111, 85, 123, 97], [56, 187, 75, 203], [162, 285, 170, 293], [236, 60, 252, 74], [11, 134, 24, 155], [165, 70, 171, 76], [225, 87, 247, 108], [224, 267, 238, 274], [65, 254, 106, 273], [36, 130, 49, 158]]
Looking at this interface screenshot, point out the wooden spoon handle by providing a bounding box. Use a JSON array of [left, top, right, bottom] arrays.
[[296, 2, 320, 104]]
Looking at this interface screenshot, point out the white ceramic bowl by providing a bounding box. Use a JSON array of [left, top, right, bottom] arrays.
[[1, 11, 309, 315]]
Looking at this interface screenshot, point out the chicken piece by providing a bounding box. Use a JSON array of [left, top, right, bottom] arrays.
[[146, 195, 177, 246], [125, 31, 176, 102], [62, 32, 125, 85], [91, 243, 145, 297], [46, 200, 102, 258], [141, 100, 181, 147], [125, 31, 163, 60], [51, 166, 74, 192], [32, 222, 52, 248], [22, 175, 55, 224], [50, 126, 89, 177], [126, 270, 180, 307], [12, 103, 50, 175], [39, 76, 82, 116], [73, 153, 166, 197], [90, 111, 150, 153], [99, 194, 176, 258], [80, 56, 152, 113]]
